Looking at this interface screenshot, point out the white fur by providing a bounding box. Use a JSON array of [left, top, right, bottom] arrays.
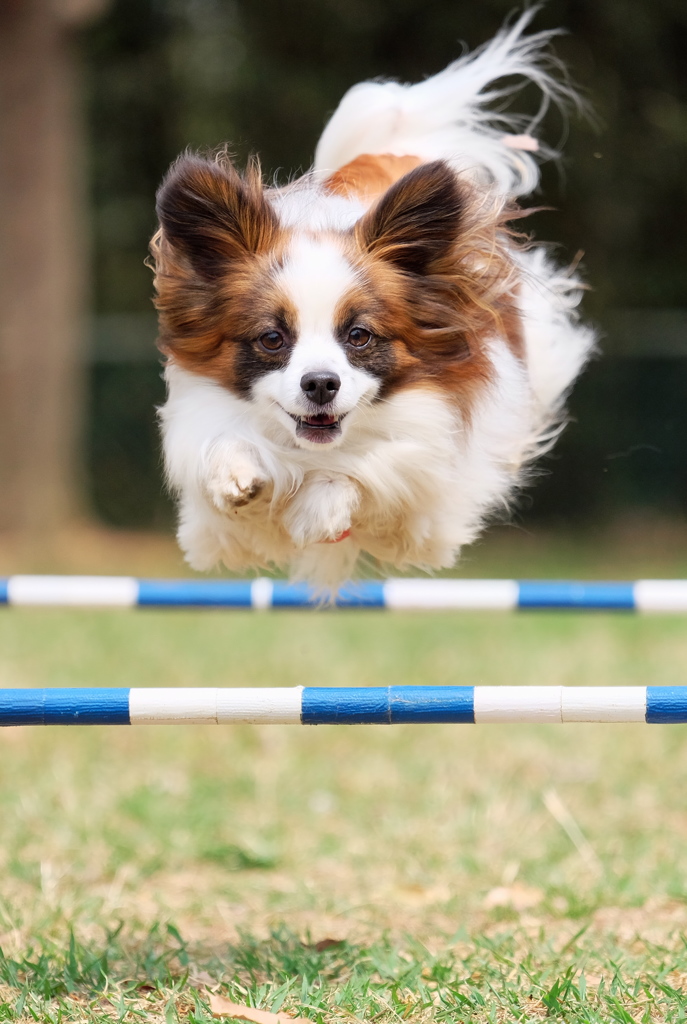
[[517, 247, 596, 412], [161, 336, 548, 587], [251, 235, 380, 445], [158, 335, 552, 589], [272, 182, 365, 231], [159, 15, 595, 588]]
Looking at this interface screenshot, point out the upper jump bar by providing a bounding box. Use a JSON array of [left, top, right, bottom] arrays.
[[2, 576, 687, 611], [2, 687, 687, 725]]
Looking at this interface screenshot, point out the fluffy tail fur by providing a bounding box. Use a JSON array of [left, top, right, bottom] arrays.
[[314, 9, 581, 197]]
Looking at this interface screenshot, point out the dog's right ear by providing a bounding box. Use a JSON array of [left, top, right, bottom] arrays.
[[155, 155, 279, 279]]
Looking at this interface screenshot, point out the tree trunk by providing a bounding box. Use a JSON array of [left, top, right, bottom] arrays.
[[0, 0, 93, 532]]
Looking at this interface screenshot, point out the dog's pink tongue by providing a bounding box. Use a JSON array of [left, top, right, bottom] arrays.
[[304, 414, 337, 426]]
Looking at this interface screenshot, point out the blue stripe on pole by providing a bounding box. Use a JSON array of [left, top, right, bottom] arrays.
[[137, 579, 253, 607], [0, 689, 131, 726], [646, 687, 687, 723], [301, 686, 475, 724], [271, 582, 316, 607], [335, 582, 385, 608], [302, 687, 390, 723], [518, 581, 635, 610], [270, 581, 386, 608], [0, 579, 7, 605], [389, 686, 474, 723]]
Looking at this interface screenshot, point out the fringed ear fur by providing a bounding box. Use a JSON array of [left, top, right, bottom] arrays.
[[355, 160, 465, 276], [155, 154, 279, 279]]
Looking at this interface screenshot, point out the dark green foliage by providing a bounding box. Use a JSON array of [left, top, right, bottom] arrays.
[[519, 358, 687, 526], [88, 364, 172, 528]]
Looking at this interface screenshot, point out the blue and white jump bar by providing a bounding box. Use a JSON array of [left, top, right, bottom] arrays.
[[2, 686, 687, 725], [3, 576, 687, 611]]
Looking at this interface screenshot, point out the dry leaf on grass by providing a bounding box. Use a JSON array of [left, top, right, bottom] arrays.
[[208, 994, 314, 1024], [310, 937, 344, 952]]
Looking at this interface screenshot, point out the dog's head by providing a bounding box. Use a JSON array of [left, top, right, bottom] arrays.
[[152, 153, 517, 448]]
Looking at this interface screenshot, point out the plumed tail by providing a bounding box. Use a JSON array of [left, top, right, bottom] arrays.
[[314, 9, 584, 198]]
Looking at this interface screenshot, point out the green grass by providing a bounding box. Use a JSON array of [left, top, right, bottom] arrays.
[[2, 536, 687, 1020], [3, 924, 687, 1023]]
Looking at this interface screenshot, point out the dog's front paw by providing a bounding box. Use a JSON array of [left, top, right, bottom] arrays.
[[202, 446, 268, 513], [285, 475, 359, 547]]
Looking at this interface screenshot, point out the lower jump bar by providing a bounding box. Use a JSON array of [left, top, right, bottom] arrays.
[[2, 687, 687, 725], [3, 576, 687, 611]]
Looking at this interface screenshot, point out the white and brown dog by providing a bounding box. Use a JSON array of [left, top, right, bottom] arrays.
[[151, 12, 594, 588]]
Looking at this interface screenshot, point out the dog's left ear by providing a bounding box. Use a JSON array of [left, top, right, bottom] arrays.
[[356, 160, 464, 275], [155, 154, 279, 280]]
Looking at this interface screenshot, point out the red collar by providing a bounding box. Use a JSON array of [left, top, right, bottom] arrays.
[[323, 528, 351, 544]]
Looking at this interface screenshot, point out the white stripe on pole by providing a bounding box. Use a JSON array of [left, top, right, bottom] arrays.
[[634, 580, 687, 613], [251, 578, 274, 610], [474, 686, 562, 723], [129, 687, 303, 724], [7, 575, 139, 607], [384, 579, 518, 610], [217, 686, 302, 723], [561, 687, 646, 722], [130, 688, 218, 723]]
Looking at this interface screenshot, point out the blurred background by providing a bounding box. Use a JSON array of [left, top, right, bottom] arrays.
[[1, 0, 686, 572]]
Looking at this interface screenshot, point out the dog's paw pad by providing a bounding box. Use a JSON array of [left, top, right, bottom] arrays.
[[205, 464, 267, 512], [226, 478, 264, 507]]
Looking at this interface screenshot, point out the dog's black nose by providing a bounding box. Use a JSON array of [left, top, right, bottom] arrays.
[[300, 371, 341, 405]]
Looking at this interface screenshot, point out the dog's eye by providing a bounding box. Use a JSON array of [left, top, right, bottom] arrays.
[[258, 330, 285, 352], [347, 327, 372, 348]]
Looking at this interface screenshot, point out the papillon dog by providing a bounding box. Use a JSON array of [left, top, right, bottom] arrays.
[[151, 12, 594, 588]]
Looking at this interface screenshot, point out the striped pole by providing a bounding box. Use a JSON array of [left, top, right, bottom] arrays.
[[1, 687, 687, 725], [3, 576, 687, 611]]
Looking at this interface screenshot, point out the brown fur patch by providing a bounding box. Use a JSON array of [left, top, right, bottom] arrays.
[[151, 153, 297, 394], [325, 153, 423, 204], [343, 160, 524, 416]]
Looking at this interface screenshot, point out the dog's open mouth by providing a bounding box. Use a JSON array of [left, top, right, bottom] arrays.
[[289, 412, 345, 444]]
